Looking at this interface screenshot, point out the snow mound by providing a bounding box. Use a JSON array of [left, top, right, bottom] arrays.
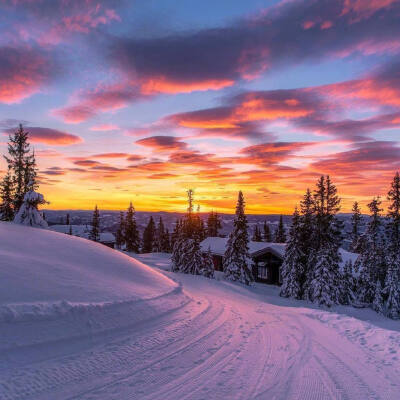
[[0, 222, 188, 350]]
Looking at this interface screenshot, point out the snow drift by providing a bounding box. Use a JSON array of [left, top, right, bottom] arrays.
[[0, 222, 188, 350]]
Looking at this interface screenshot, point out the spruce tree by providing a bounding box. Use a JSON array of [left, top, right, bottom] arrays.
[[66, 213, 70, 225], [300, 188, 315, 300], [223, 191, 253, 285], [350, 201, 362, 252], [201, 247, 215, 278], [280, 208, 304, 299], [89, 205, 100, 242], [4, 124, 37, 212], [171, 219, 182, 250], [115, 211, 125, 249], [263, 220, 271, 242], [207, 211, 222, 237], [373, 280, 384, 315], [0, 172, 14, 221], [274, 215, 286, 243], [185, 238, 204, 275], [142, 216, 156, 253], [125, 203, 140, 252], [252, 224, 262, 242], [356, 197, 385, 304], [13, 188, 47, 228], [171, 233, 184, 272], [308, 176, 342, 306], [162, 228, 171, 252], [156, 217, 165, 252], [384, 172, 400, 318], [340, 260, 356, 305]]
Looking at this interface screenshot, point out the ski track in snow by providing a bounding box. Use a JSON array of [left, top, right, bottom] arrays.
[[1, 255, 400, 399]]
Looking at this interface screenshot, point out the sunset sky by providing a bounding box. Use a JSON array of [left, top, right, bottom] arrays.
[[1, 0, 400, 213]]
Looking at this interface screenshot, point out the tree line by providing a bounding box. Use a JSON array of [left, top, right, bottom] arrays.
[[280, 173, 400, 319], [0, 125, 47, 226]]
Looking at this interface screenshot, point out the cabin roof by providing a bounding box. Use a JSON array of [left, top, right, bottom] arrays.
[[200, 237, 358, 267], [200, 237, 286, 259]]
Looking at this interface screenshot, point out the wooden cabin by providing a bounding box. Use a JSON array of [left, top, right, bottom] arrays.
[[200, 237, 285, 285]]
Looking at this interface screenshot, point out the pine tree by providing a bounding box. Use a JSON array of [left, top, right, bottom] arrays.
[[350, 201, 362, 252], [340, 260, 356, 305], [274, 215, 286, 243], [156, 217, 165, 252], [171, 234, 184, 272], [171, 219, 182, 250], [207, 211, 222, 237], [263, 220, 271, 242], [0, 172, 14, 221], [299, 188, 315, 300], [384, 172, 400, 318], [115, 211, 125, 249], [308, 176, 342, 306], [142, 216, 156, 253], [66, 213, 70, 225], [356, 197, 385, 305], [89, 205, 100, 242], [252, 224, 262, 242], [4, 124, 37, 212], [280, 208, 304, 299], [13, 188, 47, 228], [162, 228, 171, 252], [185, 238, 204, 275], [384, 255, 400, 319], [223, 191, 253, 285], [372, 280, 384, 315], [201, 247, 215, 278], [125, 203, 140, 252]]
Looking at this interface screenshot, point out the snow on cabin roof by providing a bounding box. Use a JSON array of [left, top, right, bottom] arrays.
[[99, 232, 116, 243], [200, 237, 286, 258], [50, 225, 90, 235], [200, 237, 358, 267]]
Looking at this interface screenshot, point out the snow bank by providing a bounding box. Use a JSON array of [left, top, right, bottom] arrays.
[[0, 222, 189, 350]]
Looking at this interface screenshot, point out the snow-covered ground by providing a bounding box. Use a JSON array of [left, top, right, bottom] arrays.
[[1, 223, 400, 399]]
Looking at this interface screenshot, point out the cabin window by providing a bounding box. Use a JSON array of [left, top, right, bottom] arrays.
[[258, 265, 268, 279]]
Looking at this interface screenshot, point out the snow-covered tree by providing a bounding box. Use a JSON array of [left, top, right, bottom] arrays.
[[384, 255, 400, 319], [340, 260, 356, 305], [280, 208, 304, 299], [308, 176, 342, 306], [252, 224, 262, 242], [263, 220, 271, 242], [4, 124, 37, 212], [184, 238, 204, 275], [274, 215, 286, 243], [171, 235, 184, 272], [350, 201, 362, 253], [0, 172, 14, 221], [125, 203, 140, 253], [300, 188, 315, 300], [223, 191, 253, 285], [13, 189, 47, 228], [373, 280, 384, 315], [201, 247, 215, 278], [89, 205, 100, 242], [356, 197, 385, 305], [384, 172, 400, 318]]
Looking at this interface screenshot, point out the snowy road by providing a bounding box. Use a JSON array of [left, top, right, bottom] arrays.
[[2, 254, 400, 400]]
